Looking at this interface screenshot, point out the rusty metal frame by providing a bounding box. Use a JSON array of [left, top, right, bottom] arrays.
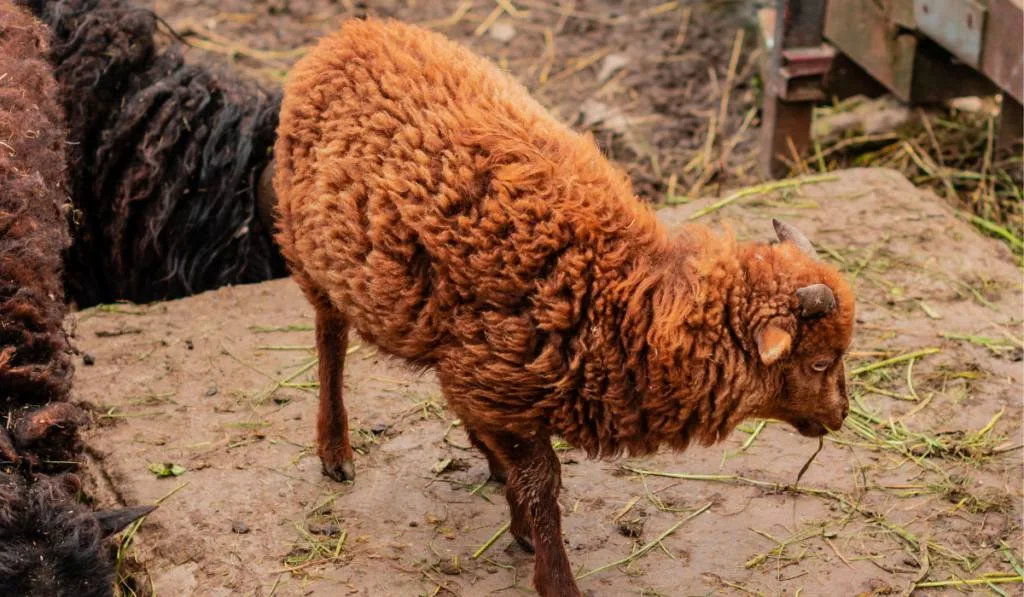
[[758, 0, 1023, 178], [758, 0, 832, 178], [914, 0, 987, 68]]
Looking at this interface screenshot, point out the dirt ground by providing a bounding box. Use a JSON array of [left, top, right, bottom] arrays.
[[146, 0, 759, 201], [72, 169, 1023, 596]]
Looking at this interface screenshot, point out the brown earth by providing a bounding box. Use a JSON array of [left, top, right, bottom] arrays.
[[146, 0, 760, 201], [72, 169, 1024, 596], [142, 0, 1023, 239]]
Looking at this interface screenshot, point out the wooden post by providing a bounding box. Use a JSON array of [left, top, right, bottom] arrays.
[[759, 0, 829, 178]]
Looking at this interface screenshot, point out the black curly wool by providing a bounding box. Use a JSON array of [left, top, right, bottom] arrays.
[[0, 474, 114, 597], [22, 0, 286, 306]]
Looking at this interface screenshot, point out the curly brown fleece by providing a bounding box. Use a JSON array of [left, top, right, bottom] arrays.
[[274, 19, 855, 597], [0, 0, 72, 409]]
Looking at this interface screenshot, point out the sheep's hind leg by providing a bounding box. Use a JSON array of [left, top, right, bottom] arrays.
[[315, 302, 355, 482], [486, 431, 581, 597], [471, 429, 532, 552], [465, 425, 507, 484]]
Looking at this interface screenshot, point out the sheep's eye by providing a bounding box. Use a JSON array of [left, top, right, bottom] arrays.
[[811, 359, 832, 372]]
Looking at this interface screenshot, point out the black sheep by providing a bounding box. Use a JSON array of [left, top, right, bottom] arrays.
[[0, 472, 154, 597], [22, 0, 286, 307]]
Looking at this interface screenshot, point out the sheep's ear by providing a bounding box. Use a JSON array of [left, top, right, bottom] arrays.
[[757, 324, 792, 365], [96, 505, 157, 538]]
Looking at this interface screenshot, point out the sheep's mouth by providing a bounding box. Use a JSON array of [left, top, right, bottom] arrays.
[[793, 419, 828, 437]]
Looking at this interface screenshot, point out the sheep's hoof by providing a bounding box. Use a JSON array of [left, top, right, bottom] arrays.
[[322, 459, 356, 482]]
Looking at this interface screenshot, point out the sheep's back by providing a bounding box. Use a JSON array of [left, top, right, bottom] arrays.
[[274, 18, 665, 379]]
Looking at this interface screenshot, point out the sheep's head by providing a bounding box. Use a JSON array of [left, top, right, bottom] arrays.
[[748, 219, 855, 437]]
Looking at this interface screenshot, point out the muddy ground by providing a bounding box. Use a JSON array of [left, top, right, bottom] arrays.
[[147, 0, 759, 201], [73, 169, 1023, 596]]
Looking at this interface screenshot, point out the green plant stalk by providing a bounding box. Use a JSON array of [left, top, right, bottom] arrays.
[[850, 348, 940, 376], [685, 174, 838, 219], [576, 502, 712, 580]]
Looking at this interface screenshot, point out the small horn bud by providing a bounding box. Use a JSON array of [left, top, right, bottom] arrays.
[[773, 218, 818, 260], [96, 505, 158, 538], [796, 284, 836, 318]]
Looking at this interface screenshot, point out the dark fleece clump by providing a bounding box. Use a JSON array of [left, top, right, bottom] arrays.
[[0, 473, 115, 597], [1, 7, 111, 597], [21, 0, 286, 307]]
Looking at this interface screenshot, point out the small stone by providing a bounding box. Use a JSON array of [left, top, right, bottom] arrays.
[[308, 523, 341, 537], [408, 521, 419, 527], [184, 339, 194, 350], [616, 518, 645, 539], [205, 386, 218, 397], [488, 21, 517, 43], [231, 520, 249, 534], [82, 353, 95, 366], [267, 0, 291, 15], [947, 96, 985, 113], [431, 458, 453, 474], [438, 558, 462, 575], [370, 423, 388, 435], [596, 53, 630, 83], [865, 578, 893, 594]]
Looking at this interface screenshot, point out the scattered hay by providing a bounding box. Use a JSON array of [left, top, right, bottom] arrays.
[[806, 99, 1023, 255]]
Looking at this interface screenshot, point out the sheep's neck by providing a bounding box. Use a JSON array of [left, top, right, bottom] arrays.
[[555, 235, 758, 458], [650, 239, 757, 449]]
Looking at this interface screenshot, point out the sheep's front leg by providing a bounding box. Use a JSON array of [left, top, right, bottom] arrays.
[[315, 304, 355, 482], [488, 431, 581, 597]]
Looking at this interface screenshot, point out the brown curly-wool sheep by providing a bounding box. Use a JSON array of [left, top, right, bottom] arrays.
[[274, 19, 855, 597], [0, 0, 73, 408], [1, 4, 154, 595], [1, 0, 89, 474]]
